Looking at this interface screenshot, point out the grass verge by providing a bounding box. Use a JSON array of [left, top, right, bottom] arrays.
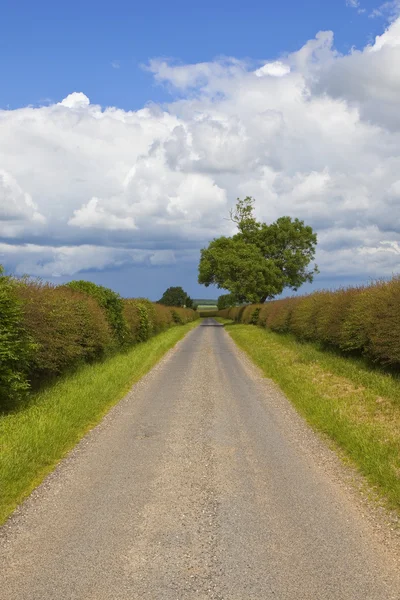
[[0, 321, 198, 525], [224, 323, 400, 512]]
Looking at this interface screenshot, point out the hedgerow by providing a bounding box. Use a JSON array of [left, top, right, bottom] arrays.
[[0, 268, 199, 409], [123, 299, 154, 343], [16, 281, 113, 380], [66, 280, 128, 345], [0, 269, 35, 408], [218, 276, 400, 368]]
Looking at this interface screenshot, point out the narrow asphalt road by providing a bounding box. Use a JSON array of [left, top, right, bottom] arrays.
[[1, 319, 399, 599]]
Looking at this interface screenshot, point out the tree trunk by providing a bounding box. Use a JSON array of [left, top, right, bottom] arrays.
[[259, 293, 268, 303]]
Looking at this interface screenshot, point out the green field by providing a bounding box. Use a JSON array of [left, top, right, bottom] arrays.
[[194, 299, 218, 313], [196, 305, 218, 311]]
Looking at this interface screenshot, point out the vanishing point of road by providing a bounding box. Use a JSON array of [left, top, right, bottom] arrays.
[[1, 319, 399, 599]]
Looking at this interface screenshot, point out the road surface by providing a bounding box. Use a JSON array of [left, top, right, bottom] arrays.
[[1, 319, 399, 599]]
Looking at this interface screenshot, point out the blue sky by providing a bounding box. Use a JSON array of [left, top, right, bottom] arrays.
[[0, 0, 387, 111], [1, 0, 400, 300]]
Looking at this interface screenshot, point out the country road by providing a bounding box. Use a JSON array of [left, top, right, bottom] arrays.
[[1, 319, 399, 599]]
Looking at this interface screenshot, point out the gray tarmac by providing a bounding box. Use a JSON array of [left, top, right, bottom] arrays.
[[0, 318, 399, 599]]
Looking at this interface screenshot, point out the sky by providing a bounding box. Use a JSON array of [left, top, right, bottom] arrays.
[[1, 0, 400, 300]]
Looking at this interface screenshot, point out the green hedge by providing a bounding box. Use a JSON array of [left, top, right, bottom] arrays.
[[0, 269, 199, 409], [66, 280, 128, 345], [218, 277, 400, 368], [16, 281, 114, 380], [0, 269, 36, 409]]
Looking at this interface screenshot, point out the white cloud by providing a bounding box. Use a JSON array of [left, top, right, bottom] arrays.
[[254, 61, 291, 77], [346, 0, 360, 7], [1, 18, 400, 283], [69, 197, 137, 230], [370, 1, 400, 19], [0, 171, 46, 239], [59, 92, 91, 109]]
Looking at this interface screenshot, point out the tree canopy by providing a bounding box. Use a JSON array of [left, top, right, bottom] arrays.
[[217, 293, 237, 311], [198, 197, 318, 303], [158, 286, 193, 308]]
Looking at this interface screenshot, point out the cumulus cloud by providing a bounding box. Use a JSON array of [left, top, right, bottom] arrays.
[[254, 61, 291, 77], [69, 197, 137, 230], [1, 18, 400, 283], [0, 170, 46, 240]]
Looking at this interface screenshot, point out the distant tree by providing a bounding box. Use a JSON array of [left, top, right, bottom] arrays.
[[198, 197, 318, 303], [158, 286, 193, 308], [217, 293, 237, 311]]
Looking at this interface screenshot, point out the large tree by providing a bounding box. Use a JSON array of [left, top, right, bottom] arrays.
[[158, 286, 193, 308], [198, 197, 318, 303], [217, 293, 237, 311]]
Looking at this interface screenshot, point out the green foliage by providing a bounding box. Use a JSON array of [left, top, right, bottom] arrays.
[[342, 280, 400, 365], [123, 299, 154, 343], [158, 286, 193, 308], [153, 303, 174, 332], [171, 309, 182, 324], [199, 197, 318, 303], [16, 281, 113, 379], [0, 263, 199, 409], [217, 293, 237, 311], [249, 307, 261, 325], [0, 268, 35, 408], [218, 276, 400, 369], [124, 299, 198, 343], [66, 280, 128, 345]]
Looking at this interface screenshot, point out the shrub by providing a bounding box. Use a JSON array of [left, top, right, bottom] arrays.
[[366, 278, 400, 365], [0, 264, 199, 403], [16, 281, 113, 380], [263, 297, 298, 332], [0, 269, 35, 408], [316, 288, 362, 348], [171, 309, 183, 324], [341, 279, 400, 364], [173, 307, 199, 323], [123, 299, 154, 343], [66, 280, 128, 345], [240, 305, 262, 325], [124, 300, 198, 341], [287, 293, 325, 341], [217, 276, 400, 369], [153, 303, 174, 332]]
